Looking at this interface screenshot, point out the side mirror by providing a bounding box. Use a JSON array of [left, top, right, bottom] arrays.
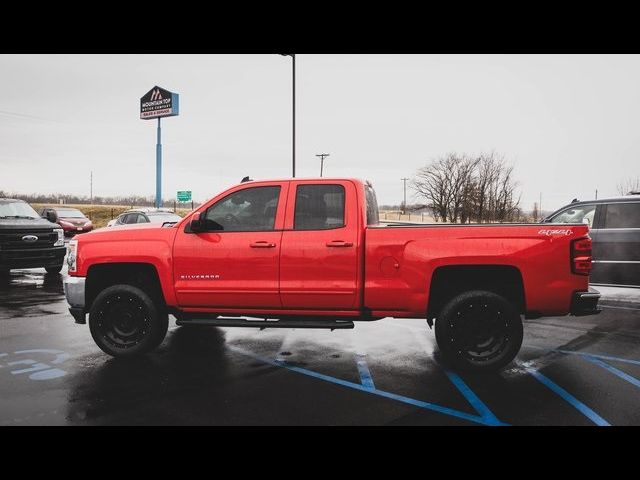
[[46, 210, 58, 223], [190, 212, 203, 232]]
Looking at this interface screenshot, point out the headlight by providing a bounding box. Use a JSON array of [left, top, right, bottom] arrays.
[[54, 228, 64, 247], [67, 239, 78, 272]]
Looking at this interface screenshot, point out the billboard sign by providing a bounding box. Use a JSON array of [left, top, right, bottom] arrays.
[[140, 86, 179, 120]]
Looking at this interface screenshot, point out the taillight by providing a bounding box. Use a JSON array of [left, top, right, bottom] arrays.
[[571, 237, 592, 275]]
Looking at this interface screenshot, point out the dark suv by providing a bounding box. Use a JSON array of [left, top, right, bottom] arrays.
[[543, 194, 640, 287], [0, 199, 66, 274]]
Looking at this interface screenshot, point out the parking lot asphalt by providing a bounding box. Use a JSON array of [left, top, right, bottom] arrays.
[[1, 266, 639, 426]]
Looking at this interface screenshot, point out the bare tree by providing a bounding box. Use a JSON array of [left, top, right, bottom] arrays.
[[412, 152, 521, 224], [617, 176, 640, 195]]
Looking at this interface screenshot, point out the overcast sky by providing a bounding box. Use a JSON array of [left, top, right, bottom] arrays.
[[1, 54, 639, 211]]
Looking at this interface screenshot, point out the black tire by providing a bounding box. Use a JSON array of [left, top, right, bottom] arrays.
[[89, 284, 168, 357], [45, 265, 63, 274], [434, 290, 523, 372]]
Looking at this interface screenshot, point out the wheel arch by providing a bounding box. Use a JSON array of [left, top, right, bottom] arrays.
[[427, 264, 525, 325], [85, 262, 166, 312]]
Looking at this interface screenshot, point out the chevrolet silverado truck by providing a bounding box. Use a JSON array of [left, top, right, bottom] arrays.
[[63, 178, 600, 371], [1, 198, 66, 274]]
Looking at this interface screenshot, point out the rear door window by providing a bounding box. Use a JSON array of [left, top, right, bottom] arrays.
[[603, 203, 640, 228], [294, 184, 345, 230]]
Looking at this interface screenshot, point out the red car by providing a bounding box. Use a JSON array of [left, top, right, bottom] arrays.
[[64, 178, 600, 371], [40, 207, 93, 236]]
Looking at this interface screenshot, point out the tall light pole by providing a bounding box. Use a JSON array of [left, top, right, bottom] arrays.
[[401, 177, 409, 214], [316, 153, 329, 177], [280, 54, 296, 177], [90, 171, 93, 205]]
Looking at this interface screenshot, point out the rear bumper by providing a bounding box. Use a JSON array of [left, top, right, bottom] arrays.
[[570, 288, 601, 316], [0, 246, 66, 269], [63, 227, 92, 236]]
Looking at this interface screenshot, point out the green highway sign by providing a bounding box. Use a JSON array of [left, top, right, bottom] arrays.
[[177, 190, 192, 202]]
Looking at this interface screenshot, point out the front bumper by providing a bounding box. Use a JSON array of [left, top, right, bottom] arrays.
[[0, 246, 66, 269], [570, 288, 601, 316], [64, 275, 86, 324]]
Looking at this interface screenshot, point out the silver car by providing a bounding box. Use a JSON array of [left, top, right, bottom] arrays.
[[107, 208, 182, 227]]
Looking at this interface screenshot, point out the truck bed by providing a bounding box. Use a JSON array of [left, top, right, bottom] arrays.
[[364, 222, 590, 317]]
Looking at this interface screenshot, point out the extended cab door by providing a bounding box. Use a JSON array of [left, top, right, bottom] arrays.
[[173, 182, 288, 308], [280, 180, 361, 309]]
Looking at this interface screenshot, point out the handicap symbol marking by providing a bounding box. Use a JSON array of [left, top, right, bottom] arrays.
[[1, 349, 71, 381]]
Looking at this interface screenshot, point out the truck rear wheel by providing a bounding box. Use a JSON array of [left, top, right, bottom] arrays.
[[434, 290, 523, 372], [89, 284, 168, 357]]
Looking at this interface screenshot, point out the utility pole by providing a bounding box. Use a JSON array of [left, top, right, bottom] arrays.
[[90, 171, 93, 205], [316, 153, 329, 177], [539, 192, 542, 216], [401, 178, 409, 214], [595, 189, 598, 199], [280, 54, 296, 177]]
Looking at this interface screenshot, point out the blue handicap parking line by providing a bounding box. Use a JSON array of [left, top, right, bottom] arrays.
[[526, 368, 611, 426], [443, 369, 503, 426], [582, 356, 640, 390], [554, 349, 640, 367], [228, 345, 507, 426], [355, 353, 375, 390]]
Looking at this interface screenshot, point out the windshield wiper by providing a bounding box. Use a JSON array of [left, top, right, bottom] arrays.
[[0, 215, 37, 219]]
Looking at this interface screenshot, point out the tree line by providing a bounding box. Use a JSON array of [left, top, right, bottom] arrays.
[[412, 152, 522, 223], [0, 191, 186, 208]]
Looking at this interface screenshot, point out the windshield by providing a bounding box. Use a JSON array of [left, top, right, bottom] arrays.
[[146, 213, 182, 224], [0, 201, 40, 219], [56, 209, 85, 218]]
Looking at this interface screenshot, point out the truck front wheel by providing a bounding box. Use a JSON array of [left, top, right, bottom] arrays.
[[435, 290, 523, 372], [89, 284, 168, 357]]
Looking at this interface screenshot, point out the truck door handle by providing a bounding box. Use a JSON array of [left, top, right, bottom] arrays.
[[326, 240, 353, 247], [250, 241, 276, 248]]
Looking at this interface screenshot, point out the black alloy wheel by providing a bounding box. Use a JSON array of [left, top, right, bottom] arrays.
[[435, 290, 523, 372]]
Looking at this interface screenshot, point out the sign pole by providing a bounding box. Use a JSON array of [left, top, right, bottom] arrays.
[[141, 85, 178, 208], [156, 117, 162, 208]]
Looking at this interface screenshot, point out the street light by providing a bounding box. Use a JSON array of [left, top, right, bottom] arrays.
[[280, 54, 296, 177], [316, 153, 329, 177]]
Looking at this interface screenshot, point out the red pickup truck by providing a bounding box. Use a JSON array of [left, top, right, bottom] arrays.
[[64, 178, 600, 371]]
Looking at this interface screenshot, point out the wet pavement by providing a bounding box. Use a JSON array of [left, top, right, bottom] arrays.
[[1, 266, 639, 426]]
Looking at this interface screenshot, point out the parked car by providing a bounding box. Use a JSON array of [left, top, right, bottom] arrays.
[[64, 178, 600, 371], [107, 208, 181, 227], [40, 207, 93, 237], [543, 193, 640, 287], [1, 199, 65, 274]]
